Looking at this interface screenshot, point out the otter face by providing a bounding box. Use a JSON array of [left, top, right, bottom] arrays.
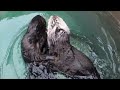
[[47, 16, 70, 46], [47, 16, 70, 34]]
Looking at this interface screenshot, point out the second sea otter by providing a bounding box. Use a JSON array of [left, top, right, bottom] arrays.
[[47, 16, 101, 79]]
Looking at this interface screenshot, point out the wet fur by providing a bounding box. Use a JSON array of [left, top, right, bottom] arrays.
[[21, 15, 57, 79], [47, 16, 101, 79], [21, 15, 50, 63]]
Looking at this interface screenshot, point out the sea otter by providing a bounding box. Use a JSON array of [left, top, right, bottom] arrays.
[[47, 16, 101, 79], [21, 15, 58, 79], [21, 15, 54, 63]]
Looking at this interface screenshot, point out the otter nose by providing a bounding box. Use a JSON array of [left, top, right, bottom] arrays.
[[53, 16, 58, 19]]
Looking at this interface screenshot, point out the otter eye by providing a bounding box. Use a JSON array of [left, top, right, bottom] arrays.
[[36, 26, 40, 32], [56, 28, 61, 32], [28, 38, 32, 44], [56, 28, 63, 32]]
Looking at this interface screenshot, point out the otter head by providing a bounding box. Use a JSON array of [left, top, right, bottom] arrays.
[[28, 15, 46, 34], [47, 16, 70, 46], [22, 15, 48, 63], [27, 15, 47, 48], [22, 15, 47, 53]]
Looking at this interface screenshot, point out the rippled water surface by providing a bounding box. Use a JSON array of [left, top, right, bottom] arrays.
[[0, 11, 120, 79]]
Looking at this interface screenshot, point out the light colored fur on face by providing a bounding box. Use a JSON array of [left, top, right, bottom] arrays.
[[47, 16, 70, 47], [47, 16, 70, 34]]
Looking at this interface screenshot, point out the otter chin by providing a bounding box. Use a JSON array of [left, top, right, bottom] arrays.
[[47, 15, 101, 79]]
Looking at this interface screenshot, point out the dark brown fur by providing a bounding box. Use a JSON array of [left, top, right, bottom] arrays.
[[21, 15, 54, 63]]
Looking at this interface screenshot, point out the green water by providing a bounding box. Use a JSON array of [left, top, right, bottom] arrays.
[[0, 11, 120, 79]]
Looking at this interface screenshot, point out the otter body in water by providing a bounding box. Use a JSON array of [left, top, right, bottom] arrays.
[[21, 15, 56, 79], [47, 16, 101, 79], [21, 15, 54, 63]]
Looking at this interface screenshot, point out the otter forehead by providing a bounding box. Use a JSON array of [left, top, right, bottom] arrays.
[[47, 15, 70, 35]]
